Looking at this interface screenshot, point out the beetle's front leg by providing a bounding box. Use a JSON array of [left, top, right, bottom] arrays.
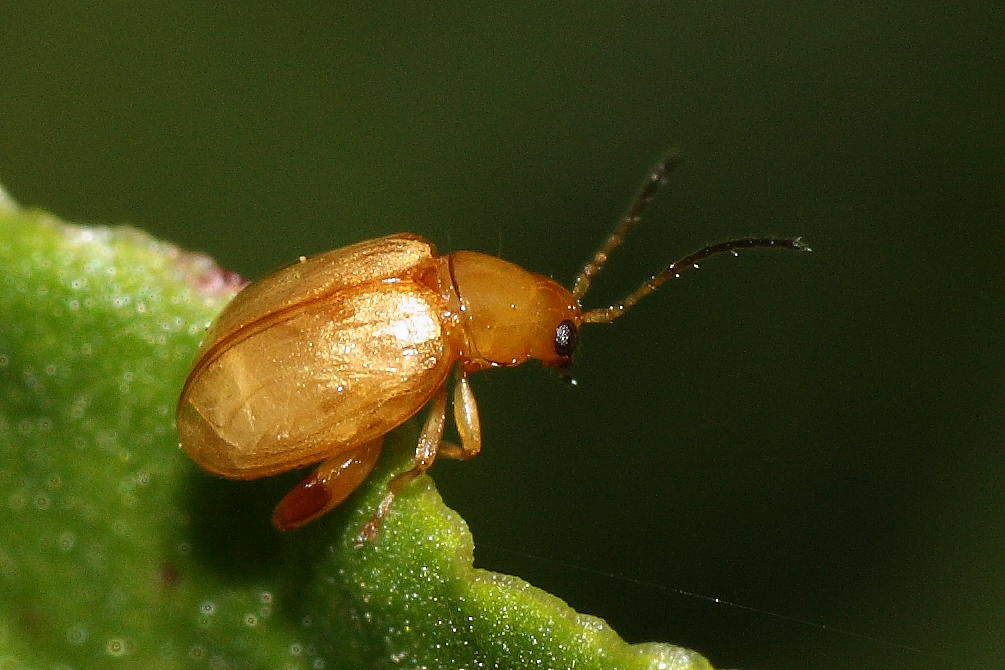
[[438, 373, 482, 461], [272, 437, 383, 531], [356, 386, 448, 545]]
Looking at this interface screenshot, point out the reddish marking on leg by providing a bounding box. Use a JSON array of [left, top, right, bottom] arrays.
[[272, 473, 332, 531], [271, 438, 383, 532]]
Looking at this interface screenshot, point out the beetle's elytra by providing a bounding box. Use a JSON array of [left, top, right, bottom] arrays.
[[176, 155, 809, 544]]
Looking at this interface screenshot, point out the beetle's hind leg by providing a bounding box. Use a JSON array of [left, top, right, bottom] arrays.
[[272, 438, 383, 532]]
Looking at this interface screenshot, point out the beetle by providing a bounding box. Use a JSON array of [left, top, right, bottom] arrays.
[[176, 155, 809, 543]]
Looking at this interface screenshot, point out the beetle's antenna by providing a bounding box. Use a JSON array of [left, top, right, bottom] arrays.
[[581, 236, 811, 324], [572, 153, 680, 300]]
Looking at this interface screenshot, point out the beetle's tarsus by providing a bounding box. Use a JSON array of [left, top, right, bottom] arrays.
[[354, 489, 396, 547]]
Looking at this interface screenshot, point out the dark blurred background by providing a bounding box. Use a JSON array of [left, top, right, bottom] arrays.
[[2, 3, 1001, 669]]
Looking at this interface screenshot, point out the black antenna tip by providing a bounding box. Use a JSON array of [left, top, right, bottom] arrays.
[[791, 236, 813, 253]]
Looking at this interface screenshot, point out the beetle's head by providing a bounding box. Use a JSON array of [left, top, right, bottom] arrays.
[[448, 251, 582, 372]]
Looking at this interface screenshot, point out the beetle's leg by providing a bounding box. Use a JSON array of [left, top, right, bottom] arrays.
[[272, 437, 383, 532], [437, 373, 482, 461], [356, 386, 449, 545]]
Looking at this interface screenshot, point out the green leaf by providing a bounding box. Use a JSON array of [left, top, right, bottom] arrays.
[[0, 198, 713, 669]]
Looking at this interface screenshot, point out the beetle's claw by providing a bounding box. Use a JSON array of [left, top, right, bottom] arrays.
[[353, 521, 379, 548], [352, 489, 396, 548]]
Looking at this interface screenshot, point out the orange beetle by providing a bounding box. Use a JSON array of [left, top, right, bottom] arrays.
[[176, 155, 808, 542]]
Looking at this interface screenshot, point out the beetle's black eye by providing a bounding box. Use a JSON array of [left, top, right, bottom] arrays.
[[554, 319, 578, 358]]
